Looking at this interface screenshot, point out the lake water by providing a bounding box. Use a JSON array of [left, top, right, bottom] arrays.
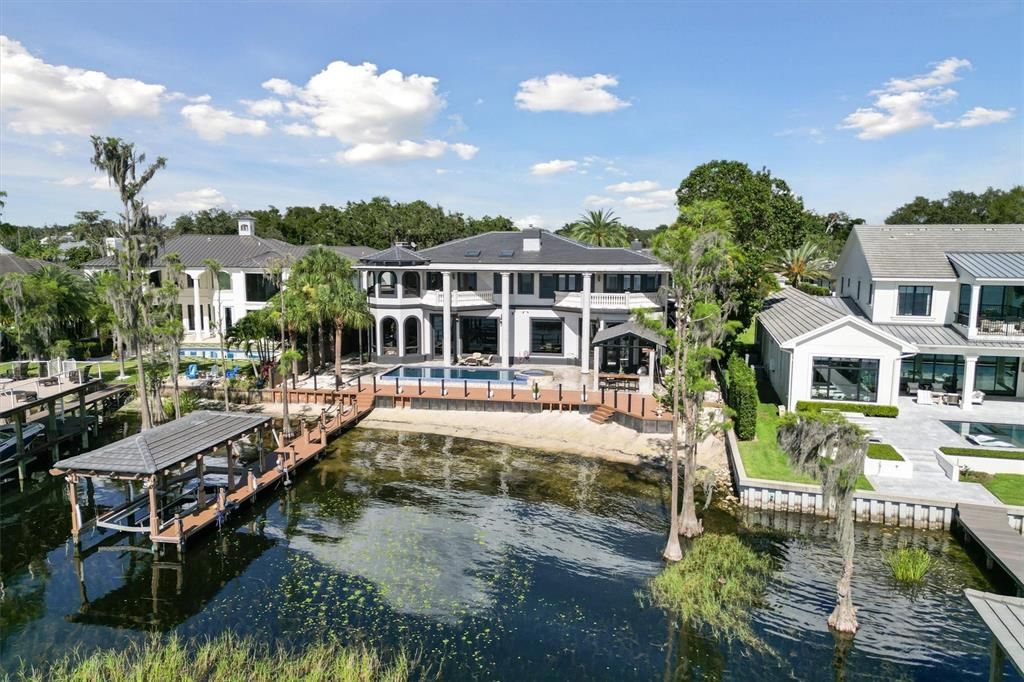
[[1, 423, 1019, 680]]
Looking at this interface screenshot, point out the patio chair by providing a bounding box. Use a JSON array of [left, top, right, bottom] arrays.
[[186, 364, 200, 380], [907, 381, 919, 393], [945, 393, 961, 407], [225, 365, 241, 380], [970, 390, 985, 405], [12, 364, 27, 380], [916, 389, 934, 405]]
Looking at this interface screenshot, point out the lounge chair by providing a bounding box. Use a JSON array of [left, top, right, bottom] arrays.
[[185, 364, 200, 380], [916, 389, 933, 405], [471, 352, 483, 365], [480, 354, 494, 367], [463, 355, 480, 366]]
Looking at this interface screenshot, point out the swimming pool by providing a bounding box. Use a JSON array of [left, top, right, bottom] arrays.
[[382, 365, 527, 383], [941, 420, 1024, 448], [180, 346, 263, 361]]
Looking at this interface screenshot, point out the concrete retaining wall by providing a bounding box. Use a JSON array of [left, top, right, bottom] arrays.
[[863, 455, 914, 479], [935, 448, 1024, 481], [725, 427, 1024, 533]]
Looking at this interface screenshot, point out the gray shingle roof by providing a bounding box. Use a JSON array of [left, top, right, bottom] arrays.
[[592, 321, 667, 346], [82, 236, 374, 270], [947, 252, 1024, 280], [52, 411, 270, 475], [758, 288, 851, 343], [0, 253, 48, 276], [417, 230, 664, 267], [874, 324, 1023, 349], [360, 244, 429, 266], [851, 225, 1024, 279]]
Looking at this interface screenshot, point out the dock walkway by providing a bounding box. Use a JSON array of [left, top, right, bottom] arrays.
[[957, 503, 1024, 595]]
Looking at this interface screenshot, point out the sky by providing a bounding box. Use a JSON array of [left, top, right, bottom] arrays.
[[1, 1, 1022, 231]]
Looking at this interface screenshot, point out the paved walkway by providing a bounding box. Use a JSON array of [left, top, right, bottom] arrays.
[[855, 396, 1023, 505]]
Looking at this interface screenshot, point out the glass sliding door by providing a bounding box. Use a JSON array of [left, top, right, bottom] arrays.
[[811, 357, 880, 402], [974, 356, 1020, 396]]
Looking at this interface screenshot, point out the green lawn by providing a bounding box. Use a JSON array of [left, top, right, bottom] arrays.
[[940, 446, 1024, 461], [962, 472, 1024, 506], [867, 443, 904, 461], [737, 401, 874, 491]]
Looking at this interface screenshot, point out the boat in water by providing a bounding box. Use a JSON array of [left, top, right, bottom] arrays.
[[0, 422, 45, 459]]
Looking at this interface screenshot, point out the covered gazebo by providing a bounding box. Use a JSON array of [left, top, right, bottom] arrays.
[[591, 321, 666, 393]]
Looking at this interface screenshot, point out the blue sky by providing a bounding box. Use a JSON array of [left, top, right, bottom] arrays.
[[1, 1, 1021, 230]]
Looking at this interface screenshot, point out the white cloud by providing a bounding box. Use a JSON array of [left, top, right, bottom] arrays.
[[53, 175, 114, 190], [0, 35, 165, 135], [240, 97, 283, 116], [515, 73, 629, 114], [530, 159, 578, 176], [644, 189, 677, 202], [938, 106, 1015, 129], [446, 113, 467, 135], [606, 180, 659, 193], [584, 195, 615, 207], [49, 141, 67, 155], [623, 195, 673, 212], [149, 188, 229, 214], [604, 164, 629, 176], [775, 127, 825, 144], [180, 103, 269, 141], [513, 215, 546, 229], [281, 122, 316, 137], [840, 58, 1011, 140], [261, 77, 297, 97], [337, 139, 478, 164], [263, 59, 475, 163]]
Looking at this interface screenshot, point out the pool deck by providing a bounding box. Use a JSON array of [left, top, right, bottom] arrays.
[[856, 396, 1024, 505]]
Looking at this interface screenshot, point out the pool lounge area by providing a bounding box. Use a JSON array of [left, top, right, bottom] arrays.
[[381, 365, 528, 383], [942, 420, 1024, 449]]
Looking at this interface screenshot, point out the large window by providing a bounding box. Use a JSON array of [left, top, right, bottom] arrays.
[[457, 273, 477, 291], [979, 285, 1024, 321], [377, 271, 397, 297], [901, 354, 964, 393], [245, 273, 278, 302], [957, 284, 972, 324], [402, 271, 420, 297], [517, 273, 534, 295], [897, 286, 932, 316], [460, 318, 497, 354], [217, 272, 231, 290], [604, 274, 660, 293], [555, 274, 582, 292], [811, 357, 879, 402], [530, 319, 563, 354], [492, 273, 502, 294], [539, 274, 556, 300], [426, 272, 442, 291], [975, 356, 1020, 396]]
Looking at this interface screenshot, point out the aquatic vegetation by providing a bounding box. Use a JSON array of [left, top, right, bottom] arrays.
[[649, 533, 774, 648], [885, 547, 934, 583], [12, 632, 410, 681]]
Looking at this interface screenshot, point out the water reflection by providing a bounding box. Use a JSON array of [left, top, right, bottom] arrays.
[[0, 427, 1019, 681]]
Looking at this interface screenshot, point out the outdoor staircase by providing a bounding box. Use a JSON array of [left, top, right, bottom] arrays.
[[588, 405, 615, 425]]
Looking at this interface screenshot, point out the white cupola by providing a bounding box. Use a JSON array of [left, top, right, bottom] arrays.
[[237, 215, 256, 236]]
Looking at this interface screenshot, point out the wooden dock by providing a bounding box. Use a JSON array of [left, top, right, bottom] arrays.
[[957, 503, 1024, 595], [150, 392, 373, 547]]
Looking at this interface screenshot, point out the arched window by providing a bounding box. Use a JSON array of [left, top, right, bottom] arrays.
[[404, 317, 420, 354], [378, 271, 397, 297], [402, 271, 421, 297], [381, 317, 398, 355]]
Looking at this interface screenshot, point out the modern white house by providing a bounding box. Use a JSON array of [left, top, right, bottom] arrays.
[[354, 229, 671, 374], [82, 216, 374, 347], [758, 225, 1024, 411]]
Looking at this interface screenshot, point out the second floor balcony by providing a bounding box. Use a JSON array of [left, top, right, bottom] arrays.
[[553, 290, 662, 311], [954, 284, 1024, 340]]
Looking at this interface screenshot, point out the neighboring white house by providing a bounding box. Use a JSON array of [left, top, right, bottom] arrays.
[[82, 216, 374, 345], [354, 229, 671, 372], [758, 225, 1024, 411]]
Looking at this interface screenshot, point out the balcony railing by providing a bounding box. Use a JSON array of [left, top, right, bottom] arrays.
[[976, 314, 1024, 338], [553, 291, 661, 310], [421, 290, 495, 307]]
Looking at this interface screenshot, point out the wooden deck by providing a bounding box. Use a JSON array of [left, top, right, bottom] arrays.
[[150, 394, 372, 546], [964, 589, 1024, 676], [957, 503, 1024, 595]]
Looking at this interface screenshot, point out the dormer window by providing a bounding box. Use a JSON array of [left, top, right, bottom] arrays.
[[897, 286, 932, 316]]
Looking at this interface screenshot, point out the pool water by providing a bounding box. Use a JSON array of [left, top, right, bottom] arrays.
[[1, 426, 1019, 680], [942, 420, 1024, 448], [382, 365, 526, 383]]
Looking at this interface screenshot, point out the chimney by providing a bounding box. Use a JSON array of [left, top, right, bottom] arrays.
[[630, 239, 643, 251], [237, 215, 256, 237], [522, 227, 541, 252]]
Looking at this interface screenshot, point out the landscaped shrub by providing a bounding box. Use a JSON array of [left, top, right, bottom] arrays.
[[795, 401, 899, 418], [884, 547, 933, 583], [867, 443, 903, 461], [939, 446, 1024, 460], [726, 354, 758, 440], [796, 283, 831, 296]]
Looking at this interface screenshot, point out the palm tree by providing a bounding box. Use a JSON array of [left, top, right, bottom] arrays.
[[155, 254, 186, 419], [569, 209, 630, 247], [90, 136, 167, 430], [226, 308, 277, 370], [292, 248, 372, 386], [773, 243, 831, 287], [266, 256, 294, 438], [203, 258, 230, 412]]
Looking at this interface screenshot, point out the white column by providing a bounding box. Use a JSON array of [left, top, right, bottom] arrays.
[[581, 273, 592, 373], [592, 346, 601, 390], [374, 316, 383, 359], [396, 273, 404, 302], [500, 272, 511, 367], [961, 355, 978, 411], [191, 274, 202, 337], [360, 270, 368, 293], [442, 271, 453, 365], [967, 283, 981, 339], [397, 317, 406, 357]]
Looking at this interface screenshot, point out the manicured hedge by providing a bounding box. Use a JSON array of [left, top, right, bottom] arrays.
[[726, 354, 758, 440], [867, 443, 903, 461], [796, 283, 831, 296], [795, 401, 899, 418], [939, 446, 1024, 461]]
